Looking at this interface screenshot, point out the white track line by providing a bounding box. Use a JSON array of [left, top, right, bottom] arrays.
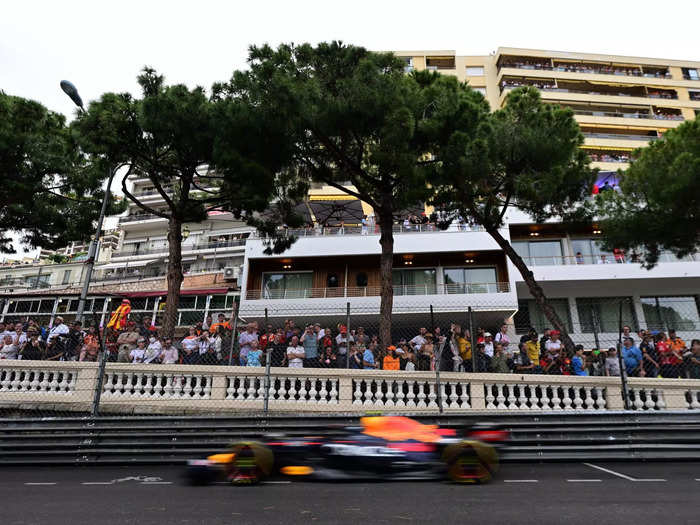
[[81, 482, 114, 485], [583, 463, 665, 482], [140, 481, 173, 485], [567, 479, 602, 482], [24, 482, 56, 486], [263, 481, 291, 484], [503, 479, 538, 483]]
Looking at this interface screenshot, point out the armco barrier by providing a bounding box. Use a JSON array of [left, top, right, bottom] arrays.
[[2, 361, 700, 415]]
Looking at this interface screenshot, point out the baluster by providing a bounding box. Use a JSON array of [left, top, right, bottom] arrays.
[[20, 371, 31, 392], [256, 377, 265, 400], [427, 382, 438, 408], [234, 376, 245, 400], [539, 386, 553, 410], [363, 380, 376, 406], [307, 378, 318, 403], [203, 376, 212, 398], [298, 378, 311, 402], [165, 375, 176, 398], [394, 381, 406, 408], [459, 382, 470, 408], [505, 384, 518, 408], [26, 371, 39, 392], [485, 384, 496, 409], [0, 370, 10, 391], [595, 386, 606, 409], [495, 384, 507, 409], [644, 389, 656, 410], [440, 383, 449, 409], [583, 387, 595, 410], [572, 387, 583, 410], [352, 380, 363, 405], [517, 384, 528, 410], [690, 391, 700, 410], [328, 380, 338, 404], [654, 390, 666, 410], [416, 382, 427, 408], [287, 377, 298, 401], [277, 377, 288, 401], [550, 386, 562, 410], [385, 381, 396, 407], [405, 382, 417, 408], [527, 385, 540, 410], [562, 387, 573, 410], [317, 379, 328, 404], [48, 371, 59, 392], [65, 371, 77, 393], [633, 389, 645, 410]]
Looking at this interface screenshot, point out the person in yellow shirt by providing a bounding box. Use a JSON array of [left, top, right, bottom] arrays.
[[523, 331, 541, 371], [450, 324, 471, 371]]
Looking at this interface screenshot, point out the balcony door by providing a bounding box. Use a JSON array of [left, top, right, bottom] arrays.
[[444, 267, 498, 294]]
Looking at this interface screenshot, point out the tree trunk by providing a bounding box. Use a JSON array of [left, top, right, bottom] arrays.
[[378, 212, 394, 351], [162, 217, 184, 338], [487, 226, 576, 353]]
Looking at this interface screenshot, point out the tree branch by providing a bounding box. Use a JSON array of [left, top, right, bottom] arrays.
[[121, 169, 170, 219]]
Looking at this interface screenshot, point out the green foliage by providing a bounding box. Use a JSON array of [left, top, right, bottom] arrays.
[[432, 87, 596, 228], [596, 116, 700, 267], [0, 92, 119, 253]]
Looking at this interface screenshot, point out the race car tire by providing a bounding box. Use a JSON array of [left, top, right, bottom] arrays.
[[442, 440, 499, 484], [226, 442, 274, 485]]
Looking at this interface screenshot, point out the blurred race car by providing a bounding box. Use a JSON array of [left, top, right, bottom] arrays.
[[186, 416, 508, 485]]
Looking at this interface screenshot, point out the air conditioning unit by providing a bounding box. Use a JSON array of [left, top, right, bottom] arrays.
[[223, 266, 239, 281]]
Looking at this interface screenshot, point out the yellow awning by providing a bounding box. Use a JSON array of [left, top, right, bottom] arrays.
[[308, 195, 359, 201], [581, 146, 634, 151]]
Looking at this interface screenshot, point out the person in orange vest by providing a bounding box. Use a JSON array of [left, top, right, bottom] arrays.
[[382, 345, 401, 371], [209, 313, 231, 333]]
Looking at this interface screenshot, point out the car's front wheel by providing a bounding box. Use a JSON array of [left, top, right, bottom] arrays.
[[226, 442, 274, 485], [442, 440, 498, 484]]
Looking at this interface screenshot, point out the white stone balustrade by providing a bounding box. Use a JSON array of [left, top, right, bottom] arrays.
[[1, 361, 700, 415]]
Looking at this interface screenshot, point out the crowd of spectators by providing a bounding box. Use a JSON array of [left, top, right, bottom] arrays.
[[1, 316, 698, 380], [587, 151, 630, 163], [500, 78, 556, 91]]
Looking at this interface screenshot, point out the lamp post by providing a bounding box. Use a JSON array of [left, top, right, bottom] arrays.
[[60, 80, 114, 324]]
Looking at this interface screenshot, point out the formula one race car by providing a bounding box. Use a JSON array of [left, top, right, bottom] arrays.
[[186, 416, 508, 485]]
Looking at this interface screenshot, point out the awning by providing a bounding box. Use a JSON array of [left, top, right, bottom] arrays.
[[96, 259, 160, 271], [308, 199, 365, 225], [202, 253, 238, 260], [308, 195, 358, 201], [581, 146, 634, 151]]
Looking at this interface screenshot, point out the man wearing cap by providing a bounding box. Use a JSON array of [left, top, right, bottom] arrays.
[[45, 317, 69, 360], [117, 322, 140, 363], [335, 325, 353, 362], [482, 332, 495, 358], [301, 325, 319, 368], [382, 345, 401, 370]]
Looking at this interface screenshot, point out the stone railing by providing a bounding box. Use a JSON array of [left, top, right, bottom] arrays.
[[1, 361, 700, 415]]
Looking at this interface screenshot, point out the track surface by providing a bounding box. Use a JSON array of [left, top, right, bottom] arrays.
[[3, 463, 700, 524]]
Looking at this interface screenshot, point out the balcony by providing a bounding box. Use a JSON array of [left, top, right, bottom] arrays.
[[571, 109, 683, 121], [498, 58, 671, 79], [520, 252, 699, 267], [585, 150, 631, 163], [112, 239, 247, 258], [252, 222, 485, 239], [583, 132, 660, 142], [119, 213, 167, 224], [426, 56, 455, 70], [245, 282, 511, 300], [0, 278, 51, 291], [500, 79, 679, 100]]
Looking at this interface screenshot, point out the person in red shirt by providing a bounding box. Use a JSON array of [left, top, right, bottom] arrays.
[[656, 332, 682, 378], [259, 325, 275, 350]]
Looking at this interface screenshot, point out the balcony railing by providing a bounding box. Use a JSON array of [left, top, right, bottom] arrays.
[[251, 222, 485, 239], [501, 84, 678, 100], [112, 239, 247, 258], [246, 282, 510, 300], [119, 213, 167, 223], [583, 132, 660, 141], [0, 278, 51, 291], [520, 252, 699, 267], [572, 109, 683, 121], [500, 62, 672, 79]]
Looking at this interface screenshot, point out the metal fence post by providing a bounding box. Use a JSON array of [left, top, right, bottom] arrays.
[[591, 308, 601, 353], [227, 296, 240, 366], [263, 308, 271, 413], [431, 305, 443, 413], [345, 302, 351, 368], [617, 299, 631, 410], [91, 298, 114, 417], [468, 306, 477, 373]]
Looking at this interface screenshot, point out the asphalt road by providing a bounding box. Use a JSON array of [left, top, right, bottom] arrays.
[[3, 462, 700, 525]]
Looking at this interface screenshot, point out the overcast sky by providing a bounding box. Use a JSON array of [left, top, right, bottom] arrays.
[[2, 0, 698, 260], [3, 0, 699, 119]]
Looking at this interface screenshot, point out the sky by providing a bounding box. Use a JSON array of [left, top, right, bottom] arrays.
[[2, 0, 698, 259]]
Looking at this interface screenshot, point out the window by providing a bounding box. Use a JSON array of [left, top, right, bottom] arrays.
[[514, 299, 572, 333], [576, 297, 637, 333], [512, 240, 563, 266], [262, 272, 313, 299], [473, 87, 487, 95], [327, 274, 339, 288], [392, 269, 436, 295], [466, 67, 485, 76], [682, 68, 699, 80], [571, 238, 613, 264], [356, 272, 368, 287], [640, 296, 700, 331], [62, 270, 72, 285], [444, 267, 498, 294]]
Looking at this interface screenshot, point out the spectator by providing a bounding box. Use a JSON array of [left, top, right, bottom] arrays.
[[269, 333, 287, 367], [622, 325, 635, 343], [238, 323, 258, 366], [382, 346, 401, 370], [199, 342, 219, 366], [362, 343, 378, 370], [246, 340, 263, 367], [211, 327, 225, 361], [64, 321, 85, 361], [181, 326, 199, 359], [524, 330, 541, 372], [320, 344, 338, 368], [419, 334, 435, 371], [301, 325, 319, 368], [139, 317, 157, 339], [348, 344, 363, 369], [335, 326, 353, 364], [575, 252, 585, 264], [160, 338, 179, 364], [11, 322, 27, 347], [20, 330, 44, 360], [657, 332, 682, 378], [0, 321, 12, 340], [640, 332, 660, 378], [0, 334, 18, 359], [209, 314, 231, 333], [144, 336, 162, 364], [605, 348, 620, 376], [79, 326, 100, 362], [286, 336, 305, 368], [403, 349, 417, 371], [46, 316, 69, 360], [490, 343, 510, 373], [198, 330, 211, 357], [259, 324, 275, 351], [688, 340, 700, 379], [355, 326, 368, 346], [513, 343, 534, 373], [571, 345, 588, 376], [202, 315, 213, 331], [130, 338, 147, 363], [494, 324, 510, 352], [116, 323, 140, 363], [621, 338, 643, 376], [482, 332, 494, 358], [449, 324, 469, 372], [474, 343, 491, 372], [540, 328, 551, 351], [410, 327, 428, 352]]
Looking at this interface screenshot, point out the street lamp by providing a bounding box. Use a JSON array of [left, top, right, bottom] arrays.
[[60, 80, 114, 325]]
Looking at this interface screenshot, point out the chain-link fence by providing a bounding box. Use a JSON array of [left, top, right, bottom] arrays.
[[1, 294, 699, 417]]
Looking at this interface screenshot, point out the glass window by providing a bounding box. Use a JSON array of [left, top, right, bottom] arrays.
[[514, 299, 572, 333], [444, 267, 498, 294], [262, 272, 313, 299], [178, 296, 196, 309], [512, 240, 563, 265], [576, 297, 637, 333], [392, 269, 436, 295], [62, 270, 72, 285], [210, 295, 227, 309], [466, 67, 485, 76], [641, 296, 700, 331], [571, 238, 613, 264]]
